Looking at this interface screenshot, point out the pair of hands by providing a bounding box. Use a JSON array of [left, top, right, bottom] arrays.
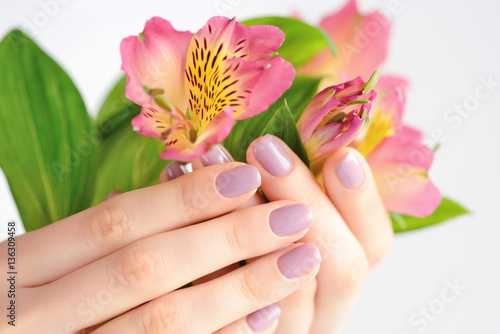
[[0, 135, 393, 333]]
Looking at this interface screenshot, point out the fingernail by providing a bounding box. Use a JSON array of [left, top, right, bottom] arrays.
[[277, 243, 321, 279], [247, 303, 281, 332], [166, 161, 188, 180], [269, 204, 313, 237], [216, 165, 261, 198], [336, 152, 364, 189], [253, 134, 292, 177], [201, 144, 234, 166], [104, 190, 122, 201]]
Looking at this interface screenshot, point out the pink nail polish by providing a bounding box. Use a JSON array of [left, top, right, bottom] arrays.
[[247, 303, 281, 332], [277, 243, 321, 279], [269, 204, 313, 237], [201, 144, 234, 166], [215, 165, 261, 198], [253, 134, 292, 177], [336, 152, 364, 189], [166, 161, 188, 180]]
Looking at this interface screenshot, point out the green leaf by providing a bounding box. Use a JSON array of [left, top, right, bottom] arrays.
[[391, 198, 469, 233], [284, 76, 321, 121], [260, 100, 309, 165], [92, 76, 165, 204], [96, 76, 141, 137], [92, 122, 166, 204], [0, 30, 94, 231], [224, 99, 309, 166], [96, 75, 141, 138], [223, 75, 318, 164], [242, 17, 337, 68]]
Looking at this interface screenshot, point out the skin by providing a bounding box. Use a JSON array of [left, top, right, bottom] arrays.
[[0, 135, 393, 333], [171, 136, 394, 333], [246, 137, 394, 333]]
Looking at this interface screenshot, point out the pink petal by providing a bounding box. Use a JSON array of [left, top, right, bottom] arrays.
[[299, 0, 391, 84], [199, 16, 248, 57], [186, 54, 264, 129], [367, 135, 441, 217], [161, 108, 236, 162], [242, 25, 295, 118], [121, 17, 192, 112], [243, 56, 295, 120], [197, 107, 236, 144], [297, 86, 343, 142], [368, 135, 434, 171], [373, 75, 408, 129], [290, 9, 303, 20], [131, 105, 173, 139], [378, 174, 441, 217], [185, 17, 262, 127], [398, 125, 423, 141], [185, 17, 294, 125], [160, 135, 210, 162], [246, 25, 285, 63], [316, 112, 366, 156], [320, 0, 391, 79]]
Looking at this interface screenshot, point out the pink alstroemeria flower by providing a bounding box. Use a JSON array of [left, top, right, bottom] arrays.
[[353, 77, 441, 217], [299, 0, 390, 87], [297, 75, 376, 173], [294, 0, 440, 217], [121, 16, 295, 161]]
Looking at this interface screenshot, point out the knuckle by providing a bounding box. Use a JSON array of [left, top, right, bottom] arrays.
[[88, 203, 130, 249], [237, 269, 266, 304], [175, 180, 203, 218], [336, 253, 369, 296], [140, 300, 186, 334], [224, 219, 250, 256], [301, 187, 327, 216], [118, 245, 165, 288]]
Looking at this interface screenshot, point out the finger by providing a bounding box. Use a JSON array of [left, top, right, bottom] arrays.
[[275, 279, 316, 334], [247, 134, 369, 333], [93, 243, 320, 334], [192, 143, 265, 211], [214, 304, 281, 334], [162, 158, 265, 212], [29, 201, 314, 332], [237, 192, 266, 209], [323, 148, 393, 267], [158, 160, 188, 182], [15, 163, 261, 286], [192, 144, 234, 171]]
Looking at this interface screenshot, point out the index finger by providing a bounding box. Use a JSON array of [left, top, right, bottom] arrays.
[[12, 162, 261, 287]]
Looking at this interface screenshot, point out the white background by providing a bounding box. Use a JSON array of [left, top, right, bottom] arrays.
[[1, 0, 499, 333]]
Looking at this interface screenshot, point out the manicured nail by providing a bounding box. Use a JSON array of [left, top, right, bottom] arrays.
[[104, 190, 122, 201], [269, 204, 313, 237], [277, 243, 321, 279], [216, 165, 261, 198], [201, 144, 234, 166], [253, 134, 292, 177], [166, 161, 188, 180], [336, 152, 364, 189], [247, 303, 281, 332]]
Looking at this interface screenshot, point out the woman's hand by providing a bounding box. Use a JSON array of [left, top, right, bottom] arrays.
[[246, 135, 394, 334], [0, 162, 320, 333], [184, 135, 393, 333]]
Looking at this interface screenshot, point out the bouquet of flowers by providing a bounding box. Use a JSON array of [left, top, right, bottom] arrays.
[[0, 0, 467, 232]]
